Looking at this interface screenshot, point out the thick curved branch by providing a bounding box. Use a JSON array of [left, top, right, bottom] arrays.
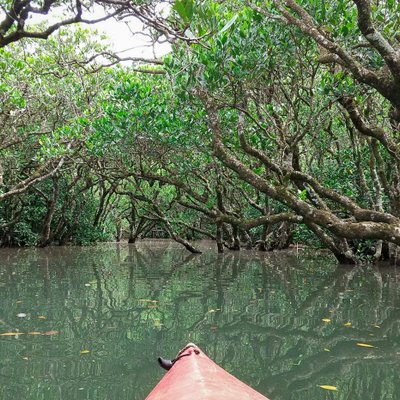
[[353, 0, 400, 81], [0, 2, 125, 48], [256, 0, 398, 104], [216, 212, 303, 230], [0, 156, 66, 201], [200, 90, 400, 245], [70, 52, 165, 74], [339, 96, 400, 160]]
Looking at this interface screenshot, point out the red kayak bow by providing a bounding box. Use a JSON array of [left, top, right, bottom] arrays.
[[145, 343, 270, 400]]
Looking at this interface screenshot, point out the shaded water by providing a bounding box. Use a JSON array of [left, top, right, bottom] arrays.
[[0, 241, 399, 400]]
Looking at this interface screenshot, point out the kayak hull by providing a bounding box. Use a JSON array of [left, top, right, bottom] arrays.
[[145, 344, 270, 400]]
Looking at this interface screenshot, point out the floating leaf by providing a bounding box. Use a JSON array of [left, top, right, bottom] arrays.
[[22, 357, 29, 360], [208, 309, 216, 313], [42, 330, 59, 336], [16, 300, 23, 304], [210, 326, 218, 331], [28, 332, 41, 335], [319, 385, 338, 391], [80, 349, 91, 354], [322, 318, 331, 323], [323, 348, 331, 352], [344, 322, 352, 326], [0, 332, 24, 336], [84, 283, 91, 287], [153, 320, 163, 327], [356, 343, 375, 348], [38, 316, 46, 320], [17, 313, 27, 318], [373, 325, 381, 328], [368, 333, 375, 336]]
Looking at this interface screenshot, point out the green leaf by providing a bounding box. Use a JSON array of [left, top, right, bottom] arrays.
[[219, 14, 238, 34], [299, 189, 307, 200], [174, 0, 194, 24]]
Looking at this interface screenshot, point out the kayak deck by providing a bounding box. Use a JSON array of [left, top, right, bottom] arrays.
[[145, 343, 270, 400]]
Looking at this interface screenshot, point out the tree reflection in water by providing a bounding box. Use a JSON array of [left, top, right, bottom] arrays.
[[0, 241, 399, 400]]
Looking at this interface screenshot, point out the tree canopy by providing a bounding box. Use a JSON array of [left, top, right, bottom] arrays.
[[1, 0, 400, 264]]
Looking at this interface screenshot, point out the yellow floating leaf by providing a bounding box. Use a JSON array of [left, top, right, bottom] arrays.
[[28, 332, 41, 335], [368, 333, 375, 336], [344, 322, 352, 326], [80, 349, 91, 354], [22, 357, 29, 360], [16, 300, 23, 304], [38, 316, 46, 320], [208, 309, 216, 313], [319, 385, 338, 391], [323, 348, 331, 352], [356, 343, 375, 348], [0, 332, 24, 336], [322, 318, 331, 323], [373, 325, 381, 329]]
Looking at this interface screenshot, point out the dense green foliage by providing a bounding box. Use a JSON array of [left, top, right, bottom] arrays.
[[1, 0, 400, 263]]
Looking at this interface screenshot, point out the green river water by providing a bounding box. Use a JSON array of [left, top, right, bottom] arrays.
[[0, 241, 399, 400]]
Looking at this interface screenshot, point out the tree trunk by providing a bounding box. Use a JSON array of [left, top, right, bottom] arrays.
[[115, 223, 122, 242], [39, 177, 59, 248], [128, 203, 137, 243], [128, 225, 137, 243], [258, 224, 270, 251], [389, 243, 400, 265], [267, 222, 293, 250], [242, 230, 253, 250], [231, 224, 240, 250], [216, 223, 224, 253], [163, 219, 202, 254]]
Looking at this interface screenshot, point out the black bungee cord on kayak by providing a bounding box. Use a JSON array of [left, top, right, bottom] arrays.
[[157, 357, 175, 371], [158, 344, 200, 371]]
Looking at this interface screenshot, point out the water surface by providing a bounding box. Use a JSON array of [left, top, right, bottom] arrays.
[[0, 241, 399, 400]]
